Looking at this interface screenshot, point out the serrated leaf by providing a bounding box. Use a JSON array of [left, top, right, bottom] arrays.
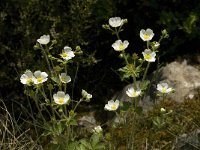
[[69, 110, 76, 117], [67, 141, 79, 150], [80, 145, 87, 150], [80, 139, 91, 149], [118, 63, 142, 80], [68, 118, 78, 126], [140, 80, 150, 91]]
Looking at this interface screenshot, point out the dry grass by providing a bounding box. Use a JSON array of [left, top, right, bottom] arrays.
[[0, 99, 42, 150]]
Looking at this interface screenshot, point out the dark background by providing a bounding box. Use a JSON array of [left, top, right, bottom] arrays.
[[0, 0, 200, 107]]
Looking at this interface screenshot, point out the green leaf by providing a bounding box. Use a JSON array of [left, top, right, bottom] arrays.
[[80, 139, 91, 149], [140, 80, 150, 91], [68, 118, 78, 126], [57, 122, 63, 133], [51, 76, 60, 84], [135, 106, 143, 114], [69, 110, 76, 117], [79, 145, 87, 150], [120, 101, 131, 111], [91, 133, 100, 148], [118, 63, 142, 80], [67, 141, 79, 150], [94, 143, 105, 150], [153, 116, 162, 129]]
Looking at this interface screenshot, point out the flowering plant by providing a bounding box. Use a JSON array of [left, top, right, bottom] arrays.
[[103, 17, 173, 149], [104, 100, 119, 111], [157, 82, 174, 94], [20, 34, 94, 148]]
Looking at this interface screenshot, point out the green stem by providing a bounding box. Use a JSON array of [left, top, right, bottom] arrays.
[[45, 45, 55, 73], [64, 103, 67, 116], [122, 51, 129, 65], [34, 92, 46, 123], [72, 63, 79, 102], [158, 37, 163, 43], [115, 111, 121, 123], [147, 41, 150, 49], [54, 108, 62, 119], [133, 76, 137, 90], [115, 28, 120, 40], [162, 94, 165, 102], [49, 88, 55, 119], [64, 64, 67, 93], [48, 55, 55, 69], [41, 47, 52, 76], [133, 60, 137, 90], [59, 81, 62, 91], [73, 99, 83, 112], [142, 62, 150, 83], [26, 95, 39, 138], [40, 86, 52, 118]]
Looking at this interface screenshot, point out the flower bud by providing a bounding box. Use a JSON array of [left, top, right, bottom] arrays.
[[102, 24, 110, 30], [161, 29, 169, 38], [132, 53, 138, 60]]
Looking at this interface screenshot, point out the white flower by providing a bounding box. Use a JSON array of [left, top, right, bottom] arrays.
[[59, 73, 71, 84], [112, 40, 129, 51], [188, 93, 194, 99], [92, 125, 103, 133], [82, 89, 92, 100], [157, 83, 173, 94], [20, 70, 34, 85], [126, 87, 141, 98], [154, 42, 160, 47], [104, 100, 119, 111], [53, 91, 70, 105], [33, 70, 48, 84], [60, 46, 75, 61], [109, 17, 124, 27], [37, 35, 50, 45], [160, 108, 166, 112], [142, 49, 156, 62], [140, 28, 154, 41]]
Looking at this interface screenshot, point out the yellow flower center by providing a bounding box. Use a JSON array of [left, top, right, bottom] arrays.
[[119, 43, 125, 50], [58, 98, 64, 104], [26, 78, 33, 84], [61, 52, 68, 58], [144, 54, 152, 60], [37, 77, 43, 83], [133, 92, 137, 97], [111, 104, 117, 110], [61, 77, 66, 82], [144, 34, 150, 40], [161, 88, 167, 93]]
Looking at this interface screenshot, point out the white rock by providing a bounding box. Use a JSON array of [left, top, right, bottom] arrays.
[[112, 60, 200, 111]]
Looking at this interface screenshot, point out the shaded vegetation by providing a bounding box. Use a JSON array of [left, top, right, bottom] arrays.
[[0, 0, 200, 149]]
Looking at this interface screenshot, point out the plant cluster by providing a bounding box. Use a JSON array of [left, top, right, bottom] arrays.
[[19, 16, 198, 150], [19, 34, 108, 149]]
